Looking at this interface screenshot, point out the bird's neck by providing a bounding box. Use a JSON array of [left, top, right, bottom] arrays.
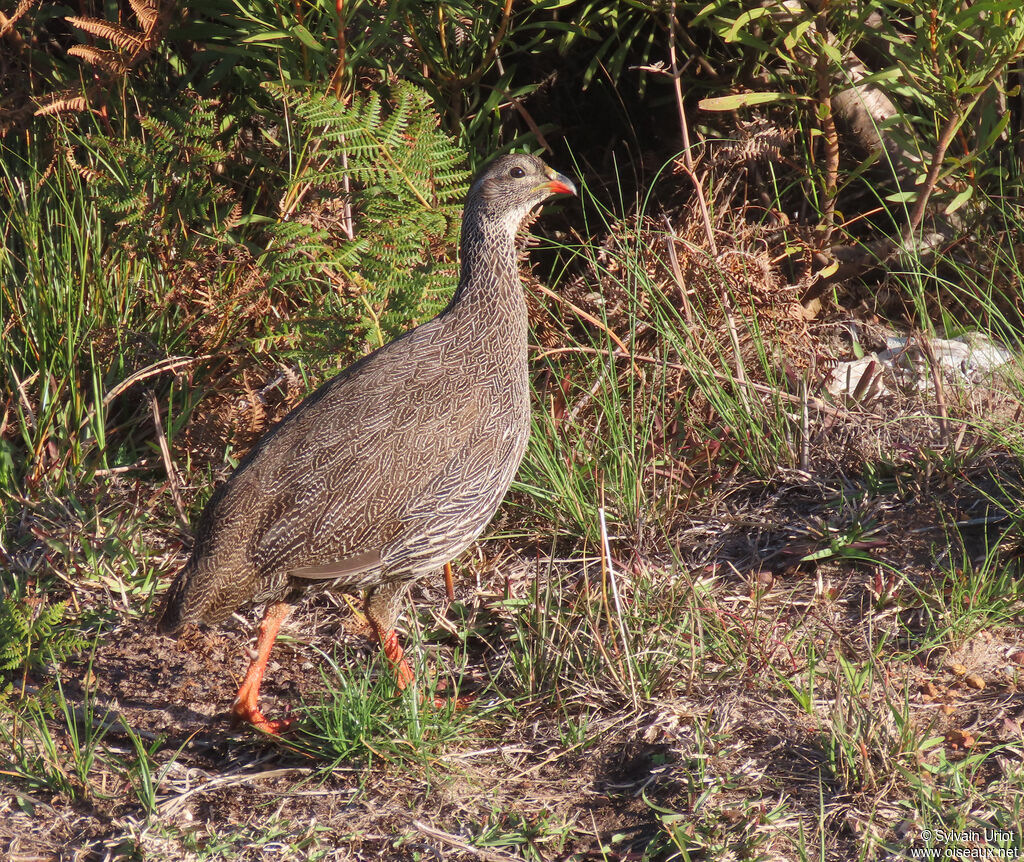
[[447, 215, 526, 335]]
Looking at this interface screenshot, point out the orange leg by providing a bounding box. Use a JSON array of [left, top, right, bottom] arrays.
[[365, 582, 416, 690], [371, 625, 472, 707], [231, 601, 295, 734], [369, 620, 416, 690], [365, 582, 472, 708], [443, 561, 455, 602]]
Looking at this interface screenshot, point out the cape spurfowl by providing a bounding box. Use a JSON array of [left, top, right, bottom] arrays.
[[157, 154, 577, 732]]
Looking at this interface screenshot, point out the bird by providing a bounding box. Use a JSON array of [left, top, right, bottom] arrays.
[[156, 153, 577, 733]]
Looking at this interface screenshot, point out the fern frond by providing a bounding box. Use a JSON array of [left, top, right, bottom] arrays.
[[262, 82, 468, 348], [35, 95, 90, 116], [224, 201, 243, 230], [0, 0, 39, 36], [0, 599, 85, 677], [67, 45, 129, 75], [128, 0, 160, 33], [66, 16, 144, 53], [64, 147, 105, 183], [70, 90, 239, 252]]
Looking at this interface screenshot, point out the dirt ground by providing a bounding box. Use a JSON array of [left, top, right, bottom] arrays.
[[5, 463, 1024, 862]]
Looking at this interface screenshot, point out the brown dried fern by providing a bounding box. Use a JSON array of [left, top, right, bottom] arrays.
[[66, 17, 145, 54], [63, 146, 105, 183], [34, 2, 170, 118], [128, 0, 160, 34], [225, 201, 244, 231], [35, 95, 90, 117], [0, 0, 39, 36], [710, 127, 796, 168], [67, 45, 130, 75]]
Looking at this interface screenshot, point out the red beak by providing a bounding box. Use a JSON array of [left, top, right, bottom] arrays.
[[544, 172, 577, 197]]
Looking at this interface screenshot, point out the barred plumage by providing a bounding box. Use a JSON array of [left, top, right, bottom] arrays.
[[156, 154, 576, 732]]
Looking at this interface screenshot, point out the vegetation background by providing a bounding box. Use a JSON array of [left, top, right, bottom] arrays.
[[2, 0, 1023, 859]]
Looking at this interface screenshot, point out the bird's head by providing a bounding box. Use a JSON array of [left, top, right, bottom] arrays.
[[466, 153, 577, 233]]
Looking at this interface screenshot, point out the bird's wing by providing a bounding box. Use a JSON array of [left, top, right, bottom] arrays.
[[244, 328, 486, 582], [288, 548, 381, 581]]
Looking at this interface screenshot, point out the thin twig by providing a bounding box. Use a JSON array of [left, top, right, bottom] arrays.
[[147, 390, 187, 527], [586, 551, 627, 688], [951, 418, 969, 453], [412, 821, 523, 862], [534, 344, 867, 421], [449, 0, 514, 88], [814, 30, 839, 245], [917, 334, 949, 443], [508, 97, 552, 153], [329, 0, 346, 98], [799, 377, 810, 472], [158, 767, 311, 817], [530, 281, 631, 355], [902, 31, 1024, 245], [9, 366, 38, 430], [721, 295, 751, 412], [909, 513, 1009, 534], [661, 214, 694, 328], [102, 355, 207, 408], [566, 365, 610, 425], [92, 458, 162, 477], [599, 503, 637, 710], [331, 1, 356, 240], [667, 0, 717, 255]]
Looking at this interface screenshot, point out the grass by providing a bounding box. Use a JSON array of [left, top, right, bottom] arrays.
[[294, 643, 480, 771], [2, 145, 1024, 860]]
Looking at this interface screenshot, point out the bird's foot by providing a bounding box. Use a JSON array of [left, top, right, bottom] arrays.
[[229, 600, 296, 734], [230, 700, 296, 734], [426, 692, 475, 710], [378, 628, 416, 689], [429, 679, 475, 710], [378, 627, 475, 709]]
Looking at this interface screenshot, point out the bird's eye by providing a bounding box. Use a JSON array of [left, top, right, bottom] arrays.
[[510, 166, 526, 178]]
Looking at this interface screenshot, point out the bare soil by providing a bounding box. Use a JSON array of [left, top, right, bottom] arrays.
[[4, 450, 1024, 860]]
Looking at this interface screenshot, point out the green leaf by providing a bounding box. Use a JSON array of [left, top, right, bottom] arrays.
[[978, 110, 1011, 153], [724, 7, 773, 42], [820, 41, 845, 66], [884, 191, 918, 203], [698, 91, 793, 111], [944, 186, 973, 215], [242, 31, 291, 45], [784, 19, 815, 53], [291, 24, 325, 51]]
